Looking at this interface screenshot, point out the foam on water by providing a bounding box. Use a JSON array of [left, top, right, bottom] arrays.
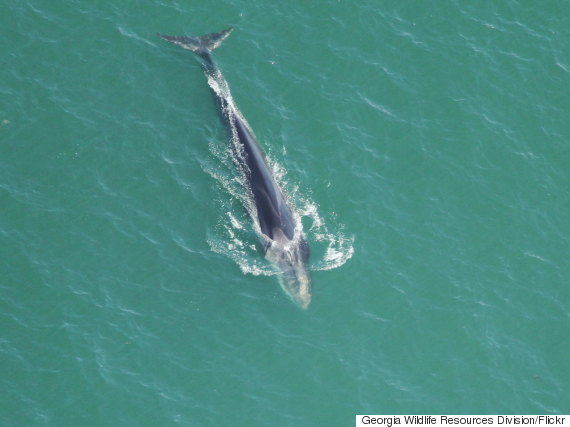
[[202, 65, 354, 277], [206, 150, 355, 276]]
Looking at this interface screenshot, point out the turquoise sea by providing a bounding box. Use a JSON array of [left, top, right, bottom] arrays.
[[2, 0, 569, 425]]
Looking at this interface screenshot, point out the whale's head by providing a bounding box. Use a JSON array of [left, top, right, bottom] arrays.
[[265, 230, 311, 309]]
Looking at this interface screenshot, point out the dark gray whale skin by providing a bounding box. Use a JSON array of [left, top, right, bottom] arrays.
[[158, 28, 311, 308]]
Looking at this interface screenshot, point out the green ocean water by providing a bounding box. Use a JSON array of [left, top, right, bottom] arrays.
[[2, 0, 570, 425]]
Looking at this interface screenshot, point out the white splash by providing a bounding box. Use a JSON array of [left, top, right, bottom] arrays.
[[203, 68, 353, 277]]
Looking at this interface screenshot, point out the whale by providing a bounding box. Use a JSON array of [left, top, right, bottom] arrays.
[[158, 28, 311, 308]]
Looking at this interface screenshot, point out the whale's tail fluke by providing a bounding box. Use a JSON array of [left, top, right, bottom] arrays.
[[157, 27, 233, 55]]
